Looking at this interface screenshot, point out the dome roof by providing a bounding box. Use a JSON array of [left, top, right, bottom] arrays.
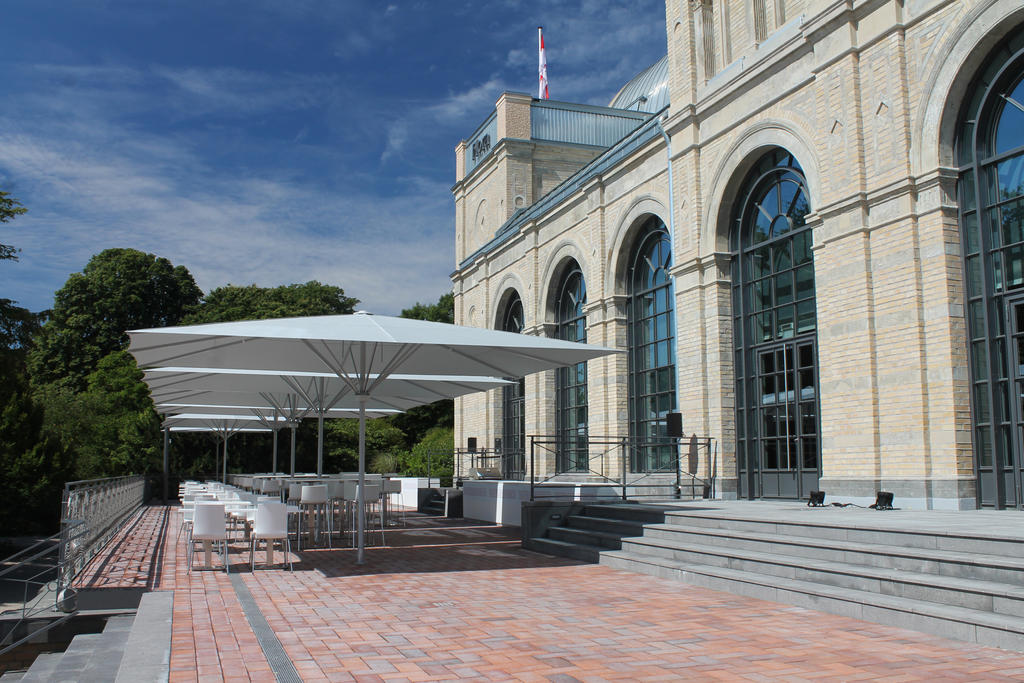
[[609, 55, 669, 113]]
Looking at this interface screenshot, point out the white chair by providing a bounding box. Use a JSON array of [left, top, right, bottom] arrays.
[[325, 480, 346, 543], [250, 502, 292, 571], [261, 478, 282, 500], [299, 484, 330, 550], [382, 478, 404, 527], [188, 503, 229, 573], [347, 483, 385, 547]]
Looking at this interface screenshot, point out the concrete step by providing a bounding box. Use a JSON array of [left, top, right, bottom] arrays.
[[18, 652, 62, 682], [580, 504, 672, 525], [565, 514, 648, 537], [664, 510, 1024, 557], [621, 531, 1024, 617], [600, 550, 1024, 652], [641, 523, 1024, 584], [528, 537, 601, 563], [73, 616, 132, 682], [548, 525, 627, 550], [38, 632, 102, 682], [115, 591, 172, 683]]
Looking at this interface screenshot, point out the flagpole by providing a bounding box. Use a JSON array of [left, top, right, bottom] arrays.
[[538, 26, 548, 100]]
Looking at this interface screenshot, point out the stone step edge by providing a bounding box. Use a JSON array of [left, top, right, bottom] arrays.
[[621, 534, 1024, 600], [642, 523, 1024, 574], [548, 526, 628, 544], [115, 591, 172, 683], [665, 510, 1024, 546], [528, 537, 602, 560], [600, 550, 1024, 636], [565, 514, 648, 531]]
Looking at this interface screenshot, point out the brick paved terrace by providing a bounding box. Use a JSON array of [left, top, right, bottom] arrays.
[[69, 505, 1024, 681]]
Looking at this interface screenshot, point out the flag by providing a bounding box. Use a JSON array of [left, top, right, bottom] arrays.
[[538, 26, 549, 99]]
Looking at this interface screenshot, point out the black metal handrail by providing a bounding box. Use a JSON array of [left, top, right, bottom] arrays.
[[528, 435, 717, 502]]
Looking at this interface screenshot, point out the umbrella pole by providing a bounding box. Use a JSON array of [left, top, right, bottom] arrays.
[[317, 413, 324, 476], [290, 425, 296, 475], [272, 409, 279, 473], [357, 395, 366, 565], [162, 428, 169, 505], [223, 433, 229, 483], [272, 427, 278, 474]]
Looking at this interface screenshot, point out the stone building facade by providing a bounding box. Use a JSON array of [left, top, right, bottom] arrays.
[[451, 0, 1024, 510]]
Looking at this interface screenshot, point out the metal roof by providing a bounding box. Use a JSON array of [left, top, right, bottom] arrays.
[[531, 100, 647, 147], [608, 56, 669, 113], [458, 107, 666, 271]]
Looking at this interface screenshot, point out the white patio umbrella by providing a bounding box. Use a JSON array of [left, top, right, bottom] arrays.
[[144, 368, 509, 476], [129, 312, 621, 563], [156, 401, 400, 474], [162, 414, 276, 483]]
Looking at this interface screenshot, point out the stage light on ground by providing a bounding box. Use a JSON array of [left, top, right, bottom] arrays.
[[807, 490, 826, 507], [871, 491, 894, 510]]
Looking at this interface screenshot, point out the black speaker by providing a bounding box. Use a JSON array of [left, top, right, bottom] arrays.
[[467, 437, 477, 452], [666, 412, 683, 438]]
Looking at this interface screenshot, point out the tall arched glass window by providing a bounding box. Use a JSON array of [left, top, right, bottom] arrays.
[[556, 263, 588, 473], [957, 30, 1024, 509], [500, 292, 526, 479], [731, 149, 819, 499], [627, 216, 676, 472]]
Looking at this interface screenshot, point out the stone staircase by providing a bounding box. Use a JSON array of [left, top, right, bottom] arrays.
[[529, 503, 1024, 651], [420, 488, 462, 518], [3, 591, 172, 682]]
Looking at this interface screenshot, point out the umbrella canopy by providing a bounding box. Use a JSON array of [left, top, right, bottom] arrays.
[[161, 415, 275, 482], [128, 312, 619, 379], [144, 367, 510, 412], [143, 367, 510, 479], [155, 402, 399, 419], [128, 312, 621, 564]]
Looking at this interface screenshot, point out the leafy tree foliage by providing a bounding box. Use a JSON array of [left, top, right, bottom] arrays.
[[402, 426, 454, 480], [400, 291, 454, 324], [35, 351, 161, 479], [0, 189, 28, 262], [324, 417, 407, 473], [0, 374, 70, 534], [183, 281, 358, 324], [28, 248, 202, 392], [387, 291, 456, 448]]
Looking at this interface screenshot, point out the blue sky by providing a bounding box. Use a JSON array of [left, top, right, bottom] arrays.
[[0, 0, 666, 315]]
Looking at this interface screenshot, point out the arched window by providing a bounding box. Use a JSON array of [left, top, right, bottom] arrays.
[[957, 30, 1024, 509], [556, 263, 587, 473], [500, 292, 526, 479], [731, 149, 819, 499], [627, 216, 676, 472]]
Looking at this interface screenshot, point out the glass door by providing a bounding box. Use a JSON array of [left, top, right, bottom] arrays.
[[1002, 296, 1024, 506], [750, 340, 819, 498]]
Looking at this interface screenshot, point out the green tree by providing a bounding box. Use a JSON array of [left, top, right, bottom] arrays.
[[387, 292, 457, 448], [324, 417, 407, 473], [400, 291, 454, 324], [28, 248, 202, 392], [0, 375, 70, 534], [0, 189, 28, 262], [184, 281, 358, 324], [35, 351, 161, 479], [402, 426, 454, 480]]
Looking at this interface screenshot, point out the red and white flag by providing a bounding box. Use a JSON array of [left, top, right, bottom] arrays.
[[538, 26, 549, 99]]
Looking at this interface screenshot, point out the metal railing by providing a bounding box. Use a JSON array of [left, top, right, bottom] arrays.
[[528, 435, 717, 502], [59, 475, 148, 585], [454, 448, 525, 482], [1, 475, 149, 656]]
